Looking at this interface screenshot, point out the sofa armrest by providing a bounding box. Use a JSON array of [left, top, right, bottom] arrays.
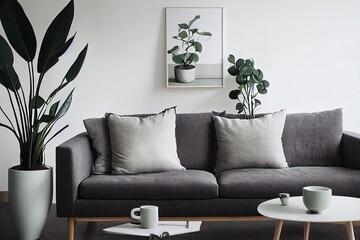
[[342, 131, 360, 170], [56, 132, 94, 217]]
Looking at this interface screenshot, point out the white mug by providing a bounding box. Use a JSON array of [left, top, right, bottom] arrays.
[[130, 205, 158, 229]]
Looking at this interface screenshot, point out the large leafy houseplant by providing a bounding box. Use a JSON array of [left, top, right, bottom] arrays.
[[0, 0, 88, 170], [227, 55, 269, 119]]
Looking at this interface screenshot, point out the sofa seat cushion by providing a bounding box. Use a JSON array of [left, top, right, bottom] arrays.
[[79, 170, 218, 200], [217, 166, 360, 199]]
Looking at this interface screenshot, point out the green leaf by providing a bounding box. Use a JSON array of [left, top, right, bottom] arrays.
[[259, 88, 268, 94], [187, 53, 199, 64], [49, 101, 60, 116], [190, 28, 198, 34], [42, 33, 76, 74], [253, 69, 263, 81], [245, 59, 254, 67], [192, 53, 199, 63], [0, 0, 36, 61], [0, 35, 13, 67], [194, 42, 202, 53], [178, 23, 189, 29], [236, 58, 244, 68], [65, 44, 88, 82], [229, 90, 240, 100], [262, 80, 270, 88], [249, 74, 257, 83], [228, 54, 235, 64], [236, 74, 247, 85], [254, 99, 261, 107], [198, 31, 212, 37], [48, 81, 69, 100], [240, 63, 253, 76], [52, 89, 74, 122], [257, 84, 268, 94], [256, 84, 264, 92], [172, 53, 184, 64], [227, 66, 239, 76], [37, 0, 74, 73], [178, 30, 188, 39], [39, 114, 53, 124], [236, 102, 244, 113], [30, 96, 45, 109], [0, 36, 20, 92], [0, 64, 20, 92], [189, 15, 200, 27], [167, 45, 179, 54]]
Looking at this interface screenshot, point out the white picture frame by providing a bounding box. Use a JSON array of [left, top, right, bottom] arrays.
[[166, 7, 223, 88]]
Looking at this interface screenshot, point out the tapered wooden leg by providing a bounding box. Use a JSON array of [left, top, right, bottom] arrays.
[[304, 222, 310, 240], [273, 220, 284, 240], [346, 222, 355, 240], [68, 217, 75, 240]]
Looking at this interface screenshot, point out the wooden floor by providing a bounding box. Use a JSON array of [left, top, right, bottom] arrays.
[[0, 191, 8, 203], [1, 203, 360, 240]]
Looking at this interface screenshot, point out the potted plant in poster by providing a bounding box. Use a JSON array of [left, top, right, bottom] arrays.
[[167, 15, 212, 83], [0, 0, 88, 239]]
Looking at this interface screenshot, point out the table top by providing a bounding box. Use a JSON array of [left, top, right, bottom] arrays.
[[103, 221, 202, 236], [257, 196, 360, 223]]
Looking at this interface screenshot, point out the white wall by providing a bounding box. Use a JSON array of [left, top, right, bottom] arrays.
[[1, 0, 360, 192]]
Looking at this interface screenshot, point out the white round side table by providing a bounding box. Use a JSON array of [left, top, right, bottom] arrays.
[[258, 196, 360, 240]]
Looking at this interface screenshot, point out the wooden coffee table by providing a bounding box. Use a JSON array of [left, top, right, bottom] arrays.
[[257, 196, 360, 240]]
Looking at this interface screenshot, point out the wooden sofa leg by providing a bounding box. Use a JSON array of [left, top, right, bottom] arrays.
[[68, 217, 75, 240]]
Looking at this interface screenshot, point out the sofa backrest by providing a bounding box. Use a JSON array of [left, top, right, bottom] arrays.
[[282, 109, 343, 167], [176, 109, 343, 170], [175, 113, 216, 171]]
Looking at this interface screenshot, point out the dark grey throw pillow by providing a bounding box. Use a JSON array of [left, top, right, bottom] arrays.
[[282, 108, 343, 166], [83, 117, 112, 174]]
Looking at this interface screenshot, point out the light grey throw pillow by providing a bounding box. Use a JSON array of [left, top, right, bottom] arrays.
[[107, 107, 185, 174], [214, 110, 288, 172], [83, 117, 112, 174]]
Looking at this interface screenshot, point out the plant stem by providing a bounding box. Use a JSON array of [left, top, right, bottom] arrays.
[[0, 106, 16, 132]]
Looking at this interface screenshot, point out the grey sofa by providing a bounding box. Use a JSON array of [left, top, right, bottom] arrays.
[[56, 109, 360, 240]]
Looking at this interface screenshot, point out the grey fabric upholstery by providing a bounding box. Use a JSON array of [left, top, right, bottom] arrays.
[[56, 133, 94, 216], [282, 109, 343, 166], [56, 110, 360, 221], [83, 117, 111, 174], [79, 170, 218, 200], [216, 166, 360, 199], [342, 131, 360, 170], [175, 113, 215, 171], [73, 198, 263, 217], [221, 109, 343, 167]]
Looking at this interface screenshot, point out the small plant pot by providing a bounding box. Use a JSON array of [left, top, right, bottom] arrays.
[[174, 65, 195, 83]]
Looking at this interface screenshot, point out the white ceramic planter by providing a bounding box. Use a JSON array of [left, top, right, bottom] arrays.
[[8, 167, 53, 240], [174, 65, 196, 83]]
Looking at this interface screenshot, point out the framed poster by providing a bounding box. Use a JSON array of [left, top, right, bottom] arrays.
[[166, 7, 223, 88]]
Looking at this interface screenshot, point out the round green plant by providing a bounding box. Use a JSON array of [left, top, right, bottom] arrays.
[[227, 54, 269, 119]]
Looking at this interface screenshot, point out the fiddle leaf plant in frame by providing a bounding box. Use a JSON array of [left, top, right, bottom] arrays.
[[167, 15, 212, 68]]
